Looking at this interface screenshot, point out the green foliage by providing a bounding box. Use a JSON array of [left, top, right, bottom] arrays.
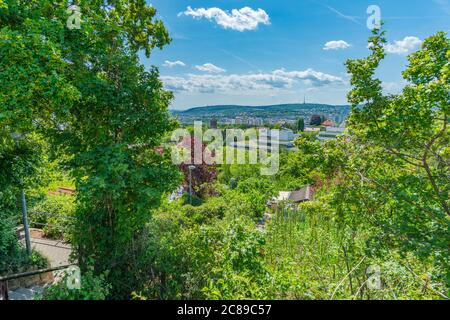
[[297, 117, 305, 132], [200, 217, 269, 300], [0, 213, 19, 273], [0, 239, 49, 276], [134, 192, 271, 300], [29, 194, 75, 240], [39, 269, 110, 300], [344, 28, 449, 289], [261, 29, 450, 299], [0, 131, 45, 274], [0, 13, 78, 133], [236, 178, 275, 218], [265, 201, 360, 299], [219, 163, 257, 184], [264, 194, 446, 300], [1, 1, 182, 298], [2, 1, 448, 300]]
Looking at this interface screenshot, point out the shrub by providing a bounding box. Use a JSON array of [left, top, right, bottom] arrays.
[[0, 209, 21, 274], [28, 194, 75, 240], [39, 269, 110, 300], [0, 133, 45, 275], [200, 216, 271, 300], [139, 198, 271, 300]]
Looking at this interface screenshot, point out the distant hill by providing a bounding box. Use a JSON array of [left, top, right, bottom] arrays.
[[172, 103, 350, 116]]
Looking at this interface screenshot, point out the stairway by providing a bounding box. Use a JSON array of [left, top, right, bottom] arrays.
[[8, 285, 46, 300]]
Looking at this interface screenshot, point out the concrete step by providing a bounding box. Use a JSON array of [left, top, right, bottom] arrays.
[[8, 285, 46, 300]]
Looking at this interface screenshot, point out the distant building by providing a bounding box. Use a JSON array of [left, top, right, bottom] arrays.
[[321, 120, 334, 127], [230, 128, 299, 152], [289, 186, 313, 203], [304, 127, 320, 133], [317, 126, 346, 142], [327, 126, 346, 133], [258, 128, 298, 150], [279, 129, 297, 143], [268, 186, 313, 210], [210, 119, 218, 129], [247, 117, 263, 126]]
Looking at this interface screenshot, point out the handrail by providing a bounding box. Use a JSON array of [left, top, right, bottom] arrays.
[[29, 212, 76, 221], [0, 264, 76, 282], [28, 222, 73, 229]]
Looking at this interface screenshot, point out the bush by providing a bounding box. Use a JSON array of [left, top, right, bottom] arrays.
[[0, 133, 44, 275], [138, 196, 271, 300], [39, 269, 110, 300], [181, 193, 204, 207], [0, 209, 21, 274], [28, 194, 75, 240], [199, 216, 271, 300], [236, 178, 275, 218], [0, 238, 49, 276]]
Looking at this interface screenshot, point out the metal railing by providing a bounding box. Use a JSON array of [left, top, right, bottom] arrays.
[[0, 264, 76, 301], [27, 211, 75, 235], [1, 188, 76, 300]]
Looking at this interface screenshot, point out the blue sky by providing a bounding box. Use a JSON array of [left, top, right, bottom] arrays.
[[141, 0, 450, 110]]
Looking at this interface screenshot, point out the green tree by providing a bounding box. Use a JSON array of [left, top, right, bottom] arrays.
[[276, 29, 450, 299], [0, 132, 44, 274], [344, 28, 449, 291], [297, 117, 305, 132], [310, 115, 323, 126], [0, 0, 78, 270], [0, 1, 181, 297]]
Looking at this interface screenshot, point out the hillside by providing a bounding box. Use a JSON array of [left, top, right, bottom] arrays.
[[173, 103, 350, 116]]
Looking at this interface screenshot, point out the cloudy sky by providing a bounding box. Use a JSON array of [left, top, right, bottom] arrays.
[[142, 0, 450, 110]]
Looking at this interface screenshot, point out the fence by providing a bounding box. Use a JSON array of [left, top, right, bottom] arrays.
[[11, 186, 75, 255], [0, 190, 76, 300], [0, 264, 76, 300]]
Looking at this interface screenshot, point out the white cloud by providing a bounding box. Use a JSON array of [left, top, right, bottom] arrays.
[[385, 36, 422, 55], [195, 63, 226, 73], [161, 69, 345, 94], [163, 60, 186, 68], [323, 40, 351, 50], [161, 73, 292, 94], [178, 6, 270, 32], [273, 69, 346, 86]]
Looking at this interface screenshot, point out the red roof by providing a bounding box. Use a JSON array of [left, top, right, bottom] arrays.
[[321, 120, 334, 127]]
